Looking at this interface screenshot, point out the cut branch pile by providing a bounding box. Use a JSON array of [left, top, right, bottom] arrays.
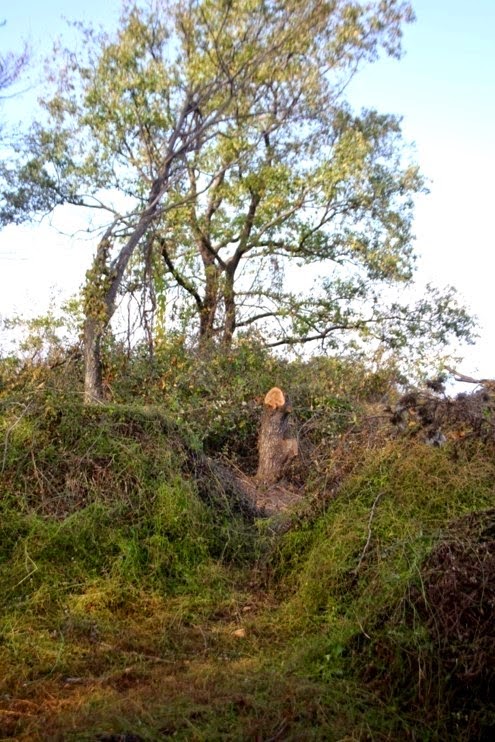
[[390, 370, 495, 446], [414, 509, 495, 701]]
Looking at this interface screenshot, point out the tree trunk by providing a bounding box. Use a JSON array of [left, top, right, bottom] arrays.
[[83, 316, 105, 404], [82, 235, 115, 405], [256, 387, 298, 484], [199, 262, 220, 344], [223, 270, 236, 347], [81, 96, 194, 404]]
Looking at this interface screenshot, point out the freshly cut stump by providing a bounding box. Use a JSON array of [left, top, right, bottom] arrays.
[[256, 387, 298, 484]]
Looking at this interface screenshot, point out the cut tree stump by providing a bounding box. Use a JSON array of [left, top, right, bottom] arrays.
[[256, 387, 298, 484]]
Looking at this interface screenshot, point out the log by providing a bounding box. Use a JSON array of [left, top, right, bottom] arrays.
[[256, 387, 298, 484], [445, 366, 495, 390]]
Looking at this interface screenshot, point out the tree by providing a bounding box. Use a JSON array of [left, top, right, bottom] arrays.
[[155, 105, 426, 349], [0, 1, 474, 401], [0, 24, 29, 141], [150, 31, 472, 356], [0, 30, 28, 95]]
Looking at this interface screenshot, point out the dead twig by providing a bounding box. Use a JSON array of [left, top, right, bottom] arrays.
[[355, 492, 384, 573]]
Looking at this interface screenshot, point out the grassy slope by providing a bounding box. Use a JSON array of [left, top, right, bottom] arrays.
[[1, 354, 494, 740]]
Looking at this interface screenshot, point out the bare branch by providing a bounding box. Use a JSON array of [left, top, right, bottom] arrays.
[[159, 237, 203, 311], [445, 367, 495, 387], [265, 323, 360, 348], [0, 42, 29, 94]]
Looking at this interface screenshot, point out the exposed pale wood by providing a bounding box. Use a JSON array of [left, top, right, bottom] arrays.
[[264, 387, 286, 409], [256, 387, 298, 484]]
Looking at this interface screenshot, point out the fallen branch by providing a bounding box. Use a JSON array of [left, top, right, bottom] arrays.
[[445, 366, 495, 387]]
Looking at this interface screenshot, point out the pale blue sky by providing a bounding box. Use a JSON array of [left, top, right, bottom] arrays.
[[1, 1, 494, 377]]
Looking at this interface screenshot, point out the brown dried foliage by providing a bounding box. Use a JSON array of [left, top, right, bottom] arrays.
[[415, 509, 495, 703], [391, 386, 495, 446]]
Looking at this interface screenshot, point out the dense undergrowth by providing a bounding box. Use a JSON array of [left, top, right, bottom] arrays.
[[1, 338, 494, 740]]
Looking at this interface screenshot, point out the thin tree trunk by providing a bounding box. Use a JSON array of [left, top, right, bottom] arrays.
[[221, 191, 260, 346], [82, 217, 154, 404], [199, 262, 220, 344], [223, 271, 236, 347], [83, 316, 105, 404], [81, 95, 197, 404], [256, 387, 298, 484]]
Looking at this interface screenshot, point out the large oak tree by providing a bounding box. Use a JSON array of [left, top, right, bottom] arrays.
[[0, 1, 474, 401]]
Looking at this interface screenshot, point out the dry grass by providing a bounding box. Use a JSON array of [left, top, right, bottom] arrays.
[[0, 583, 358, 740]]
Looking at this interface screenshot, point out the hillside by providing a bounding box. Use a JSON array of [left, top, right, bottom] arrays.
[[0, 343, 494, 740]]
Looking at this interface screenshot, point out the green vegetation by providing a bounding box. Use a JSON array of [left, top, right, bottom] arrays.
[[0, 0, 474, 403], [1, 340, 493, 740], [0, 5, 488, 736]]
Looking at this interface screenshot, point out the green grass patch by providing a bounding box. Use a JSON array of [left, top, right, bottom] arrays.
[[1, 354, 494, 739]]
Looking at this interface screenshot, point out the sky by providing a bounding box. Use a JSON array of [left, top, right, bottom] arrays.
[[0, 0, 494, 379]]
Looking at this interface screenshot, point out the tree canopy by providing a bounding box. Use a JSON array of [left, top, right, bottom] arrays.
[[0, 29, 28, 95], [0, 0, 475, 401], [0, 24, 29, 143]]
